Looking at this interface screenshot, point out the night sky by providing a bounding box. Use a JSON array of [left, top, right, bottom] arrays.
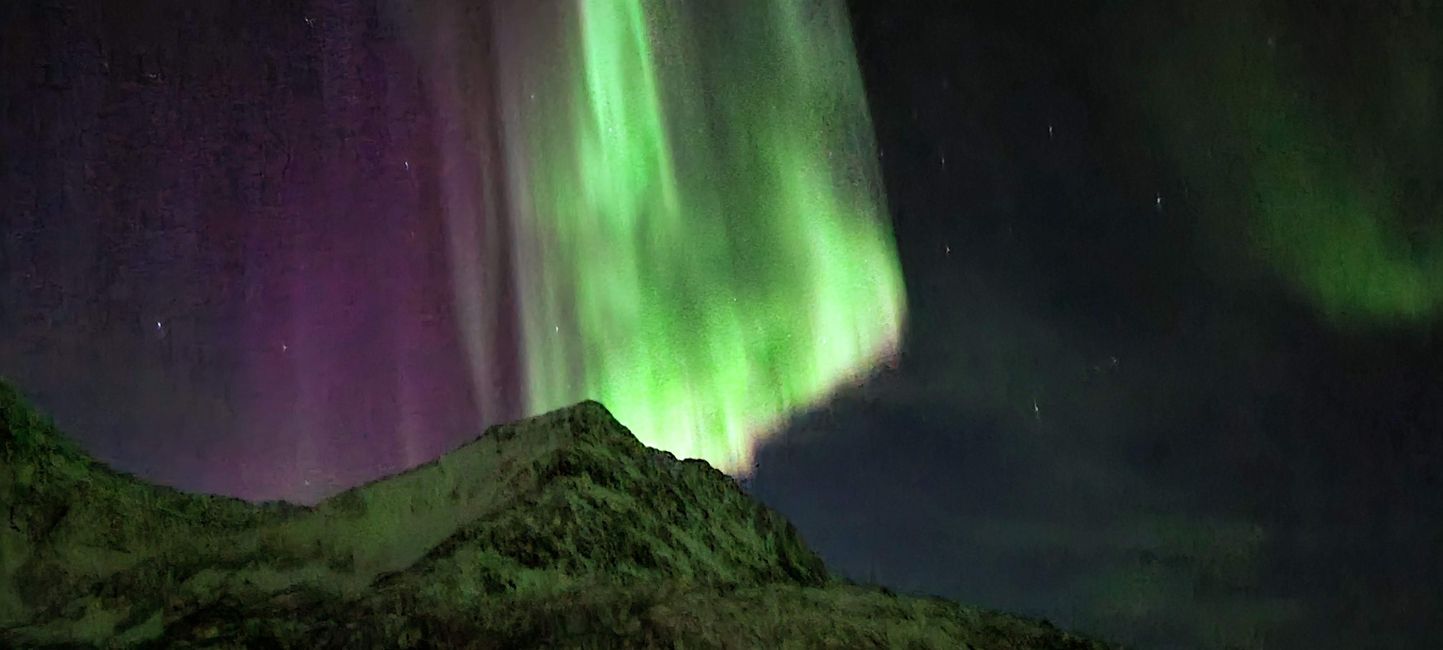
[[4, 1, 1442, 648]]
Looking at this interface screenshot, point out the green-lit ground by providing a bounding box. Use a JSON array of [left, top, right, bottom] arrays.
[[0, 381, 1106, 648]]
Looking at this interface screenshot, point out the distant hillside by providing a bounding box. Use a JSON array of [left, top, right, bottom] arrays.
[[0, 380, 1110, 648]]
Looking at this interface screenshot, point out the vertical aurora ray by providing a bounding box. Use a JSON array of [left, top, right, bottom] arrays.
[[495, 0, 906, 473], [1, 0, 897, 503]]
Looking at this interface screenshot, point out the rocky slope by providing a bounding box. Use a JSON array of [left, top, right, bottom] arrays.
[[0, 380, 1108, 648]]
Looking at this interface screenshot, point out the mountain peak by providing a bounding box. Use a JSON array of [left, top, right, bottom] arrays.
[[0, 381, 1108, 648]]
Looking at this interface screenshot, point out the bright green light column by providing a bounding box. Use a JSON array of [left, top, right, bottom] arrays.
[[498, 0, 905, 472]]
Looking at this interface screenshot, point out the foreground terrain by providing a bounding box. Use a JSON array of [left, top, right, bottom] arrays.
[[0, 381, 1108, 648]]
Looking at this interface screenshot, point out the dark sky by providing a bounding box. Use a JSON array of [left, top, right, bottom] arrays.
[[749, 1, 1442, 648], [4, 1, 1443, 648], [1, 0, 523, 501]]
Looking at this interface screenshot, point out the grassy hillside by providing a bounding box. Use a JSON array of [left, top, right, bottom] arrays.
[[0, 381, 1109, 648]]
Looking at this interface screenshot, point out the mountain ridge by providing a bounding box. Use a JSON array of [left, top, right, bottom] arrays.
[[0, 380, 1109, 648]]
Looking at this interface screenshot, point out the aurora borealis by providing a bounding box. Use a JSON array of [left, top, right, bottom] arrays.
[[8, 0, 1443, 646], [414, 0, 903, 476], [0, 0, 902, 500], [493, 0, 903, 471], [1103, 0, 1443, 328]]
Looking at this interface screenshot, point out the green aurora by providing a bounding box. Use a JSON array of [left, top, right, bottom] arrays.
[[1108, 1, 1443, 328], [496, 0, 905, 472]]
